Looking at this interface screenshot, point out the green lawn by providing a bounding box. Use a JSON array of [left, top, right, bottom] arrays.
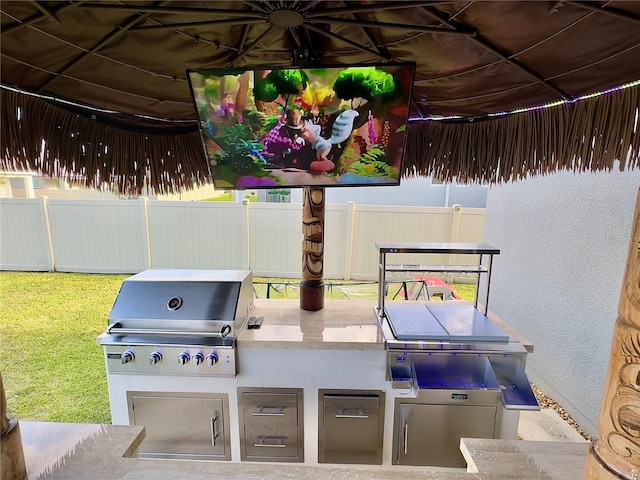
[[0, 272, 475, 423], [0, 272, 127, 423]]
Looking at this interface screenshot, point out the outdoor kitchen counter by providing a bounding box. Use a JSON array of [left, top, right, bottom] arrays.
[[21, 421, 587, 479], [237, 299, 386, 349], [238, 299, 534, 352]]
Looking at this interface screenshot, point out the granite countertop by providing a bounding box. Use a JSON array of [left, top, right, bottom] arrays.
[[238, 299, 385, 350], [21, 421, 588, 480], [238, 299, 534, 354]]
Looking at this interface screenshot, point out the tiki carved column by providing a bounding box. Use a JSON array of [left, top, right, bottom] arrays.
[[585, 189, 640, 480], [300, 187, 325, 311], [1, 373, 27, 480]]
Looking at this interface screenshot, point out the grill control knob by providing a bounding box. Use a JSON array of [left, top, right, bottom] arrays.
[[149, 351, 163, 365], [120, 350, 135, 365], [206, 351, 219, 366], [193, 352, 205, 366], [177, 351, 190, 365]]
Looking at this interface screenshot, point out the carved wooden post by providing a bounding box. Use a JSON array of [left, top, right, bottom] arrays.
[[300, 187, 325, 311], [585, 189, 640, 479], [1, 373, 27, 480]]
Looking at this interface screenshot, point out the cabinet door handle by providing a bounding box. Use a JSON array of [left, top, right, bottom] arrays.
[[211, 415, 219, 446], [403, 423, 409, 455], [335, 414, 369, 419]]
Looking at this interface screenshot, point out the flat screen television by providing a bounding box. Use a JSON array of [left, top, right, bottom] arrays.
[[187, 62, 415, 189]]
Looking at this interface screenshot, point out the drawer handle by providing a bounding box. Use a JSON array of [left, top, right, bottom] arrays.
[[255, 435, 287, 448], [335, 408, 368, 419], [253, 406, 285, 416]]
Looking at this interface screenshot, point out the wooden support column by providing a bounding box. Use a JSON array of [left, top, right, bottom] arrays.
[[1, 373, 27, 480], [585, 189, 640, 479], [300, 187, 325, 311]]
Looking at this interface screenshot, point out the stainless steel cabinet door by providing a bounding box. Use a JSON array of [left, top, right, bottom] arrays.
[[395, 403, 497, 468], [128, 392, 230, 460]]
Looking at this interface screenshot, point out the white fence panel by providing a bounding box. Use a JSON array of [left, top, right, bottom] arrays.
[[0, 199, 485, 278], [456, 208, 486, 241], [147, 201, 248, 270], [249, 203, 301, 277], [323, 204, 350, 279], [449, 207, 488, 267], [0, 198, 52, 271], [248, 203, 349, 279], [46, 199, 148, 273], [349, 205, 458, 280]]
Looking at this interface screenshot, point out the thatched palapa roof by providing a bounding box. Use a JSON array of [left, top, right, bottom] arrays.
[[1, 1, 639, 191]]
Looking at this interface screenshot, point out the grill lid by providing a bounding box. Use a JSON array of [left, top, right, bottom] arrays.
[[106, 269, 254, 335]]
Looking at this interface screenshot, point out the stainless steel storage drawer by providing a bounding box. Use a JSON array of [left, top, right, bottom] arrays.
[[244, 425, 300, 459], [237, 387, 304, 462], [318, 390, 385, 465], [241, 392, 299, 426]]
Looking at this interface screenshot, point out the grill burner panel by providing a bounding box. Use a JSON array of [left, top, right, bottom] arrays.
[[100, 269, 254, 377], [104, 344, 236, 376]]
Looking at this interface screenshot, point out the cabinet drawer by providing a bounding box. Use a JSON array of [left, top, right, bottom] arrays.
[[319, 390, 385, 465], [244, 425, 299, 459], [241, 392, 299, 426], [237, 387, 304, 462]]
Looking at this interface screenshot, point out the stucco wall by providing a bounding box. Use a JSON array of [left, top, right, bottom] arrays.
[[483, 167, 640, 437]]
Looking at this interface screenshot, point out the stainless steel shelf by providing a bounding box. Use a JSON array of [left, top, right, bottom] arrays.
[[376, 242, 499, 316], [381, 264, 488, 274], [376, 242, 500, 256]]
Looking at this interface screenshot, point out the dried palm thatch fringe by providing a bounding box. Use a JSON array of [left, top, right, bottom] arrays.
[[0, 87, 206, 194], [405, 83, 640, 184], [2, 84, 639, 191]]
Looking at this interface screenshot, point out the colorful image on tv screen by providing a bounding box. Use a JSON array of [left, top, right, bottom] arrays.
[[187, 63, 415, 189]]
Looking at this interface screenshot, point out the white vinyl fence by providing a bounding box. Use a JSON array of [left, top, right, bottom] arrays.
[[0, 198, 485, 279]]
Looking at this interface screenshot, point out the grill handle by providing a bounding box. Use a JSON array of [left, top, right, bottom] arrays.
[[106, 323, 226, 337]]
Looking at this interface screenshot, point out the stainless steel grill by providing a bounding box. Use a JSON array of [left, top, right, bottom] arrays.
[[100, 269, 254, 377]]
